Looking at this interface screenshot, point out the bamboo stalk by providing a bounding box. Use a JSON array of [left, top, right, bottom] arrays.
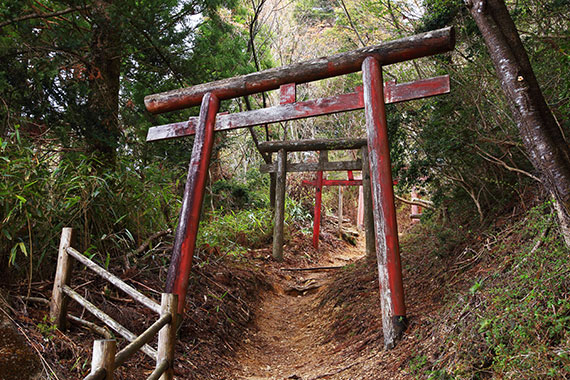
[[62, 285, 157, 360], [66, 247, 161, 314]]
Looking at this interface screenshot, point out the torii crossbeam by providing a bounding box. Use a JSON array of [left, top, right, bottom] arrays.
[[144, 27, 455, 348]]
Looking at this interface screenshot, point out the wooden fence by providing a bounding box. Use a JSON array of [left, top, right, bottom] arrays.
[[49, 228, 177, 380]]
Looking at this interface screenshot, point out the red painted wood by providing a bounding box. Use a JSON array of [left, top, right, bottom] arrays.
[[146, 76, 450, 142], [144, 27, 454, 113], [280, 83, 296, 104], [303, 179, 363, 187], [165, 93, 220, 316], [363, 57, 406, 346], [313, 171, 323, 249], [347, 170, 354, 181]]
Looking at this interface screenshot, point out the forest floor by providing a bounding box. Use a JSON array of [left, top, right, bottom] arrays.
[[227, 234, 368, 380], [4, 197, 565, 379]]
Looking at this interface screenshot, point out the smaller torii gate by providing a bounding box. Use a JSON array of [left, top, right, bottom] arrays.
[[144, 27, 454, 348], [258, 138, 369, 254], [302, 168, 363, 249]]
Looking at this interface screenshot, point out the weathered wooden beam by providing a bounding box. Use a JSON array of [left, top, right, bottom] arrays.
[[260, 159, 362, 173], [272, 149, 287, 260], [146, 76, 450, 142], [66, 247, 161, 314], [89, 340, 116, 380], [156, 293, 177, 380], [144, 27, 454, 113], [147, 360, 170, 380], [114, 312, 171, 368], [259, 138, 367, 153], [62, 285, 157, 360], [50, 227, 73, 330], [165, 93, 219, 317], [302, 179, 363, 187], [363, 58, 407, 349]]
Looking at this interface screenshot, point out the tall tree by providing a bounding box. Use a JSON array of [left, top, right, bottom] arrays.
[[466, 0, 570, 246]]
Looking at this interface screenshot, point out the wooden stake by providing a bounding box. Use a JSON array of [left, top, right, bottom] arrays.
[[272, 149, 287, 260], [91, 339, 116, 380], [50, 227, 73, 330], [157, 293, 177, 380]]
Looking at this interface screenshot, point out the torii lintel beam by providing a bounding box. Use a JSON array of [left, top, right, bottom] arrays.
[[144, 27, 454, 114], [146, 75, 450, 142]]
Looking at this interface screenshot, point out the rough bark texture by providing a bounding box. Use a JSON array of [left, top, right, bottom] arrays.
[[467, 0, 570, 246]]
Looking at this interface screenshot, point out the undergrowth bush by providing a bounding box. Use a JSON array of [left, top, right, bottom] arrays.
[[408, 200, 570, 379], [1, 128, 181, 281]]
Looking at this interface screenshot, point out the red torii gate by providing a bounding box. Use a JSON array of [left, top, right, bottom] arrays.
[[144, 27, 455, 348], [303, 169, 363, 249]]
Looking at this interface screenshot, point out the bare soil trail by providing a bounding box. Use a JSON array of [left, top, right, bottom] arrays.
[[227, 237, 371, 380]]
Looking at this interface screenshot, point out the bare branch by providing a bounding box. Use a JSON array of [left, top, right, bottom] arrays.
[[0, 6, 90, 29]]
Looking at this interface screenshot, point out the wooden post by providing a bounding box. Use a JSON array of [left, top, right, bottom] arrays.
[[157, 293, 177, 380], [338, 186, 343, 236], [50, 227, 73, 330], [165, 92, 220, 317], [313, 169, 324, 249], [272, 148, 287, 260], [91, 339, 116, 380], [357, 184, 364, 228], [361, 147, 376, 260], [362, 57, 407, 348]]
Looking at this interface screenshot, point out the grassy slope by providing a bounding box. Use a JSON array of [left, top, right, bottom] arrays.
[[317, 198, 569, 379]]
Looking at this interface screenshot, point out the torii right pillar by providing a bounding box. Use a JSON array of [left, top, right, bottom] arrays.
[[362, 57, 407, 348]]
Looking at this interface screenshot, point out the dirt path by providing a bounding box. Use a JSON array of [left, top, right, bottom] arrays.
[[229, 238, 367, 380]]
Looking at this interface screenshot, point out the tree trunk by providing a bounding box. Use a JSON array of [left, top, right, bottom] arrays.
[[87, 1, 121, 166], [467, 0, 570, 246]]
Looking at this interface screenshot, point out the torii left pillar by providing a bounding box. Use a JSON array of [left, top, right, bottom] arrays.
[[165, 93, 220, 317]]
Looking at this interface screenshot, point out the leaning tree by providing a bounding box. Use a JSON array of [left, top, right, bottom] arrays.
[[466, 0, 570, 246]]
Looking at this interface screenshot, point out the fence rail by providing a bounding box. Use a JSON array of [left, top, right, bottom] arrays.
[[50, 228, 177, 380]]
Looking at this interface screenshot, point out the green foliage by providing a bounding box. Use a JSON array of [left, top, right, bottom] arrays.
[[408, 201, 570, 378], [37, 316, 57, 341], [0, 128, 181, 277], [198, 207, 273, 257]]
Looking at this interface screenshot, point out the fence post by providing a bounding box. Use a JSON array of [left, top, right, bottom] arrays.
[[157, 293, 177, 380], [91, 339, 116, 380], [50, 227, 73, 330]]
